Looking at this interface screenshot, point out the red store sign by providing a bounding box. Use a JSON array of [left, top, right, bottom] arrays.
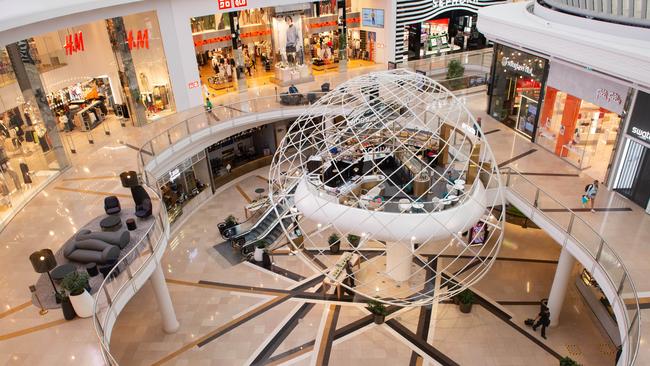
[[218, 0, 247, 10], [64, 31, 85, 55], [128, 29, 149, 50]]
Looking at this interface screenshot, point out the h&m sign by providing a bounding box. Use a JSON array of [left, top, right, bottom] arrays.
[[218, 0, 247, 10], [128, 29, 149, 50], [64, 31, 84, 55]]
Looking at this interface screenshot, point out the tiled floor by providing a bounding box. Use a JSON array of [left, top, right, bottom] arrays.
[[0, 56, 647, 365]]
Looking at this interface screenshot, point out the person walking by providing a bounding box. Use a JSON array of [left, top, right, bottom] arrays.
[[475, 117, 482, 136], [205, 97, 212, 112], [532, 307, 551, 339], [582, 180, 599, 213]]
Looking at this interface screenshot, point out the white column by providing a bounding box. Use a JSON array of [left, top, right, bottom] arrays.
[[386, 242, 413, 282], [547, 246, 575, 326], [150, 264, 180, 333]]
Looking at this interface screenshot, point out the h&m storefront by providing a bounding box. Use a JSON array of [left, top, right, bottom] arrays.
[[535, 62, 630, 183]]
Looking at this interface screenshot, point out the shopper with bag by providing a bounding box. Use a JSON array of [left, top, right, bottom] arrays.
[[582, 180, 599, 213]]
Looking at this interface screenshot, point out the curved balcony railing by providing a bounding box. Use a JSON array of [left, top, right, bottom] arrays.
[[91, 185, 168, 365], [502, 167, 640, 365], [537, 0, 650, 27]]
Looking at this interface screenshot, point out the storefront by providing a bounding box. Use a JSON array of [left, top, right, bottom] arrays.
[[613, 90, 650, 211], [158, 151, 211, 225], [405, 10, 486, 61], [535, 61, 630, 182], [488, 44, 548, 139]]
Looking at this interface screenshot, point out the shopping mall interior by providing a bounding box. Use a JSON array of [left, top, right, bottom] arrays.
[[0, 0, 649, 365]]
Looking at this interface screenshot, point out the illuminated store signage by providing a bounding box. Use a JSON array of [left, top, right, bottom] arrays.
[[431, 0, 478, 7], [169, 168, 181, 181], [64, 31, 84, 55], [626, 91, 650, 144], [218, 0, 247, 10], [128, 29, 149, 50], [500, 57, 534, 77]]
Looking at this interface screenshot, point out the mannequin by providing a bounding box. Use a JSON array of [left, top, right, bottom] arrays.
[[0, 163, 21, 191]]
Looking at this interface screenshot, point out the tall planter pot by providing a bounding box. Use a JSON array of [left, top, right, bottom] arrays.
[[61, 296, 76, 320], [459, 302, 473, 314], [69, 290, 94, 318], [373, 314, 385, 324], [329, 240, 340, 254]]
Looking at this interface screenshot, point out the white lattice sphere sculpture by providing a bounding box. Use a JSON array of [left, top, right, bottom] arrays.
[[269, 69, 505, 306]]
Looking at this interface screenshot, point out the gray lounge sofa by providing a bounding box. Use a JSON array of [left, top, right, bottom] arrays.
[[76, 229, 130, 249], [63, 239, 120, 264]]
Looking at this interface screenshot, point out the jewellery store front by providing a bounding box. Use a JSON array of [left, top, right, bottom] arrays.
[[488, 44, 548, 139], [535, 62, 630, 182], [613, 90, 650, 211]]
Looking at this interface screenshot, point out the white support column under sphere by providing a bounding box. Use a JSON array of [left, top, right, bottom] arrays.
[[150, 264, 180, 333], [547, 246, 575, 327], [386, 242, 413, 282]]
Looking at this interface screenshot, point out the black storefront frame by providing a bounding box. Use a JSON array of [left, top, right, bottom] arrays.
[[487, 43, 549, 141]]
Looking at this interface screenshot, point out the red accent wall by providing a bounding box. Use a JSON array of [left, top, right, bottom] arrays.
[[555, 94, 582, 156]]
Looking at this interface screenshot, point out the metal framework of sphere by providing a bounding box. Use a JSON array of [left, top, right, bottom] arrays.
[[268, 69, 505, 306]]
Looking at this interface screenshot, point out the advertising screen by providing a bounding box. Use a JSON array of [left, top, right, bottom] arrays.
[[362, 8, 384, 28]]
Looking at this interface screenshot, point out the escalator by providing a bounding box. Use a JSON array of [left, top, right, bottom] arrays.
[[229, 182, 299, 256]]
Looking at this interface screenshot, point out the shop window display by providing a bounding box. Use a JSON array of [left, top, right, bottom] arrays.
[[271, 15, 313, 85], [158, 151, 210, 224], [536, 90, 621, 181], [46, 77, 113, 132], [488, 44, 547, 139]]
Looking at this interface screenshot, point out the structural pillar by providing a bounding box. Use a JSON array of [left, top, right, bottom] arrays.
[[228, 12, 248, 93], [106, 17, 148, 127], [547, 246, 575, 326], [386, 242, 413, 282], [6, 41, 70, 170], [150, 264, 180, 333], [555, 94, 581, 157], [337, 0, 348, 73]]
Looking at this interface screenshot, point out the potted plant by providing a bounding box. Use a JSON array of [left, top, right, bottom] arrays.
[[446, 59, 465, 90], [328, 233, 341, 254], [61, 271, 93, 318], [366, 299, 389, 324], [253, 241, 266, 262], [59, 291, 76, 320], [559, 356, 580, 366], [220, 215, 239, 238], [347, 234, 361, 248], [457, 289, 474, 313]]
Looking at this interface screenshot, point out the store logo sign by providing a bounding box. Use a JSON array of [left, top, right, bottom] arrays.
[[128, 29, 149, 50], [596, 88, 623, 105], [501, 57, 533, 77], [169, 168, 181, 181], [631, 127, 650, 142], [218, 0, 247, 10], [432, 0, 478, 7], [188, 80, 200, 89], [64, 31, 84, 55]]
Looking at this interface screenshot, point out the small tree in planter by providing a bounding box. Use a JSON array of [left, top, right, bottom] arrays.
[[347, 234, 361, 248], [457, 289, 474, 313], [366, 299, 389, 324], [61, 271, 93, 318], [328, 233, 341, 254], [559, 356, 580, 366], [446, 59, 465, 90]]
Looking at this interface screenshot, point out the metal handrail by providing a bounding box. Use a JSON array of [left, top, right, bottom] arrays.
[[91, 187, 168, 365], [537, 0, 650, 28], [502, 166, 640, 365]]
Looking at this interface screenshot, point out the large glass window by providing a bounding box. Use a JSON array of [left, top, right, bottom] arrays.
[[488, 44, 547, 139]]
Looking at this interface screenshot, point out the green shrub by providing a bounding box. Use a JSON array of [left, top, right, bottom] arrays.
[[457, 289, 474, 305], [366, 299, 389, 315], [328, 233, 340, 245], [559, 356, 580, 366], [61, 271, 89, 296]]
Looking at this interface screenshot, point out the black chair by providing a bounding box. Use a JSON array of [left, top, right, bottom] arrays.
[[321, 83, 330, 92], [104, 196, 121, 215], [135, 198, 152, 218]]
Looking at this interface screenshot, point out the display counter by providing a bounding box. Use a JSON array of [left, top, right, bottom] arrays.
[[271, 64, 314, 87]]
